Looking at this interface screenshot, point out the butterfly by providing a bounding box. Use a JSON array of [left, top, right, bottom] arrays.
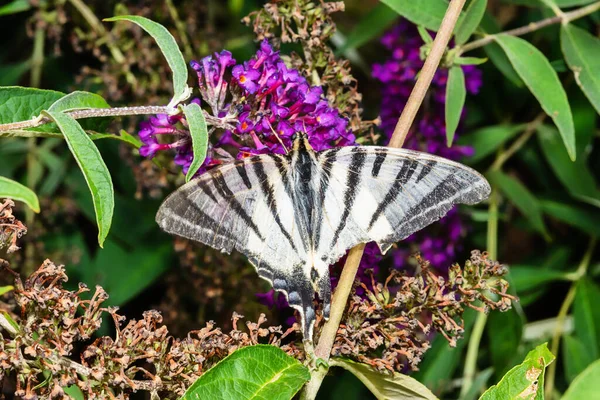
[[156, 133, 491, 341]]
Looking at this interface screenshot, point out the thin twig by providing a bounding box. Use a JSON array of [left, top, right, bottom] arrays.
[[301, 1, 468, 399], [545, 237, 596, 398], [459, 1, 600, 54], [0, 106, 234, 134], [490, 113, 546, 171]]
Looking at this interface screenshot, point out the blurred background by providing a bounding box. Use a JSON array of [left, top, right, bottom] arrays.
[[0, 0, 599, 398]]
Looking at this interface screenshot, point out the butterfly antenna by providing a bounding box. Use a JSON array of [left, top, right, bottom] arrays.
[[266, 119, 289, 154]]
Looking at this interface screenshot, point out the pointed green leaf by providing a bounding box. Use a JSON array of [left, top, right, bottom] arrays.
[[336, 3, 398, 53], [182, 345, 310, 400], [488, 170, 549, 239], [0, 0, 30, 16], [380, 0, 464, 31], [104, 16, 191, 108], [563, 335, 594, 384], [454, 0, 487, 45], [445, 66, 466, 147], [0, 176, 40, 212], [43, 110, 114, 247], [562, 359, 600, 400], [459, 124, 526, 163], [182, 103, 209, 181], [331, 358, 438, 400], [48, 91, 110, 113], [454, 56, 488, 66], [487, 308, 524, 379], [484, 42, 524, 87], [561, 24, 600, 115], [537, 125, 600, 208], [540, 199, 600, 236], [573, 279, 600, 360], [509, 266, 571, 293], [495, 35, 575, 160], [0, 286, 14, 296], [480, 343, 555, 400]]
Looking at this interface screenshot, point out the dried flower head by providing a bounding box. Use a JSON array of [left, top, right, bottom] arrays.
[[328, 251, 515, 372], [0, 199, 27, 254]]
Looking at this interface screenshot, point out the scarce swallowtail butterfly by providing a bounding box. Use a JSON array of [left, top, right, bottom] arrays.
[[156, 133, 491, 341]]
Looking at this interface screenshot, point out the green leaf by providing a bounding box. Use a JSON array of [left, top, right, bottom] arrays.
[[380, 0, 461, 31], [454, 56, 488, 66], [0, 176, 40, 212], [454, 0, 487, 45], [462, 369, 494, 400], [0, 286, 14, 296], [336, 3, 398, 53], [0, 128, 143, 148], [539, 200, 600, 236], [47, 91, 110, 113], [555, 0, 596, 6], [573, 279, 600, 360], [480, 343, 555, 400], [417, 25, 434, 44], [537, 125, 600, 208], [43, 110, 114, 247], [563, 359, 600, 400], [561, 24, 600, 116], [460, 124, 526, 163], [0, 311, 19, 333], [181, 345, 310, 400], [330, 358, 438, 400], [63, 385, 85, 400], [495, 35, 576, 160], [91, 130, 143, 148], [484, 42, 524, 87], [104, 16, 191, 108], [563, 335, 594, 384], [487, 308, 524, 379], [182, 103, 209, 181], [0, 60, 31, 86], [445, 67, 466, 147], [488, 170, 549, 239], [0, 0, 30, 16], [73, 239, 172, 306], [509, 266, 571, 293], [0, 86, 64, 130]]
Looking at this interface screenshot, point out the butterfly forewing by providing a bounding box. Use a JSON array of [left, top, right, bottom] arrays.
[[156, 141, 491, 342], [315, 146, 491, 259]]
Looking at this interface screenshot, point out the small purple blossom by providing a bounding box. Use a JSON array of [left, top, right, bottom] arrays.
[[372, 21, 483, 269]]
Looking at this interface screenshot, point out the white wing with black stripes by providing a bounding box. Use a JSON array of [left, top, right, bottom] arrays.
[[156, 137, 491, 342]]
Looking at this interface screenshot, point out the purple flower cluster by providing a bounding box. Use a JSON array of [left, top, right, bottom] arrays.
[[138, 40, 355, 176], [372, 22, 483, 269]]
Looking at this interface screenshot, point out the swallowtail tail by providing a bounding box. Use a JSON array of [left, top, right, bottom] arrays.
[[156, 134, 491, 341]]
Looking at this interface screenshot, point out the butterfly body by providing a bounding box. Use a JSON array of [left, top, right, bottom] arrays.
[[156, 135, 491, 341]]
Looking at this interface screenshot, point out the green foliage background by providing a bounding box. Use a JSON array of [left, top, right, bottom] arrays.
[[0, 0, 599, 399]]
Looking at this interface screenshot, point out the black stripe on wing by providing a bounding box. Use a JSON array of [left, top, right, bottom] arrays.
[[211, 169, 265, 241], [367, 158, 419, 230], [330, 148, 367, 248], [252, 158, 299, 254]]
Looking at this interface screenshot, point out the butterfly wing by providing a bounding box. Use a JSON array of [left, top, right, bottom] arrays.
[[156, 154, 314, 332], [313, 146, 491, 266]]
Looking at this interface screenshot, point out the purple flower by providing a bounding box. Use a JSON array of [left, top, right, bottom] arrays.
[[137, 40, 355, 177], [372, 21, 482, 270]]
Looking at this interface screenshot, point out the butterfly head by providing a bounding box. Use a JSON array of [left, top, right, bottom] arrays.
[[291, 131, 313, 153]]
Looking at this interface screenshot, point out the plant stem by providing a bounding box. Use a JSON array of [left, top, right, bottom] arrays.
[[460, 189, 498, 397], [301, 1, 467, 398], [458, 1, 600, 55], [388, 0, 467, 148], [490, 113, 546, 171], [545, 237, 596, 398], [0, 106, 234, 134]]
